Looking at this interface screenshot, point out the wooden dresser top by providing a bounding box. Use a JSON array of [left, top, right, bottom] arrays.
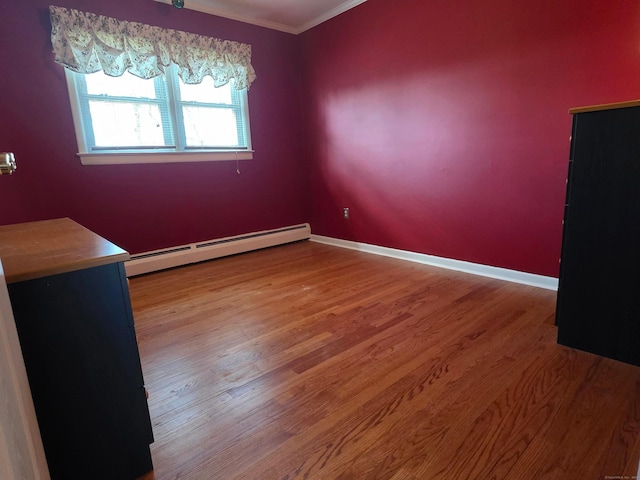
[[0, 218, 129, 284], [570, 100, 640, 114]]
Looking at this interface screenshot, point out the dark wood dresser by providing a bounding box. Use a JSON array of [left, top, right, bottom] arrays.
[[0, 218, 154, 479], [556, 100, 640, 366]]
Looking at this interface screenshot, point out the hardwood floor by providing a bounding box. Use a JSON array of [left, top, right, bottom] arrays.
[[130, 241, 640, 480]]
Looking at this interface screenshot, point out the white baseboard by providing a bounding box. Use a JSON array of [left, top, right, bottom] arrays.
[[310, 235, 559, 291], [125, 224, 311, 277]]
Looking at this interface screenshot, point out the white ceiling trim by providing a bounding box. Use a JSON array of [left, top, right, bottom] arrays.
[[152, 0, 367, 35], [295, 0, 367, 34], [153, 0, 298, 34]]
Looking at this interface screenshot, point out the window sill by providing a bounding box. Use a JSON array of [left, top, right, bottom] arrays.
[[78, 150, 254, 165]]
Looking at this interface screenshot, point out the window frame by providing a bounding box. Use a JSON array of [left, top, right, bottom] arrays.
[[64, 66, 254, 165]]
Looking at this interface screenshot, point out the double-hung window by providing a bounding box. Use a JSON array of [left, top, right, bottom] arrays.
[[50, 5, 256, 166], [66, 66, 252, 165]]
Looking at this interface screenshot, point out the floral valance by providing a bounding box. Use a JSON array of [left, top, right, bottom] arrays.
[[49, 5, 256, 90]]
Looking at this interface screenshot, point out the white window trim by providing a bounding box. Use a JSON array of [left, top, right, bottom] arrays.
[[77, 150, 254, 166], [64, 69, 254, 165]]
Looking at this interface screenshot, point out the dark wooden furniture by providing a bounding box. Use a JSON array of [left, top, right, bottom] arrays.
[[0, 218, 154, 479], [556, 100, 640, 366]]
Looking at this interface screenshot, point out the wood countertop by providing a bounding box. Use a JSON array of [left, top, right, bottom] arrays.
[[569, 100, 640, 114], [0, 218, 129, 284]]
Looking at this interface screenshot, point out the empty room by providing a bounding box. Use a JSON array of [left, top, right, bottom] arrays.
[[1, 0, 640, 479]]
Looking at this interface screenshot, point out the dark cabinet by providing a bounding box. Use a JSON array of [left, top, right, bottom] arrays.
[[0, 218, 154, 479], [556, 101, 640, 366]]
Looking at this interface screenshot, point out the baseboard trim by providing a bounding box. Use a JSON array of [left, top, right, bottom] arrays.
[[310, 235, 559, 291]]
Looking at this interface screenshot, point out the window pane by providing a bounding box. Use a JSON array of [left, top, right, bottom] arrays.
[[89, 101, 167, 147], [179, 77, 233, 104], [182, 107, 239, 147], [85, 71, 158, 99], [67, 64, 251, 157]]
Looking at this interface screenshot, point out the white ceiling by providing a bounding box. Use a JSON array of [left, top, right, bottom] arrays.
[[154, 0, 367, 34]]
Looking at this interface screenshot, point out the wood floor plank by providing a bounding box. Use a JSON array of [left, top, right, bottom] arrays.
[[307, 304, 560, 480], [130, 241, 640, 480]]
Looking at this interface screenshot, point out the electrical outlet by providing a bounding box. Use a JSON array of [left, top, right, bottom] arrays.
[[343, 207, 350, 219]]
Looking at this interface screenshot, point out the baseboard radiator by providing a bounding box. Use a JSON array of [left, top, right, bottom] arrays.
[[125, 223, 311, 277]]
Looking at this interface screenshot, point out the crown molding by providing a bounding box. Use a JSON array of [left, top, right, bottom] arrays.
[[294, 0, 367, 34], [153, 0, 297, 33], [153, 0, 367, 35]]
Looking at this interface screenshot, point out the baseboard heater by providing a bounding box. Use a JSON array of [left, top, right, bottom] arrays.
[[125, 223, 311, 277]]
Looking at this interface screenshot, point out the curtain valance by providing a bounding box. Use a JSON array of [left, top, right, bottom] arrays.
[[49, 5, 256, 90]]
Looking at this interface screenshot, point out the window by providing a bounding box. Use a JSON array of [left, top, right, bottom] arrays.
[[65, 66, 253, 165], [50, 5, 256, 165]]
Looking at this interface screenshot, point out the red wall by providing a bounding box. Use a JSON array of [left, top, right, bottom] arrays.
[[2, 0, 639, 276], [0, 0, 307, 254], [300, 0, 640, 277]]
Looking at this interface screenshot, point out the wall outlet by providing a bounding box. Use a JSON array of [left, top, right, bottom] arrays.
[[343, 207, 350, 219]]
